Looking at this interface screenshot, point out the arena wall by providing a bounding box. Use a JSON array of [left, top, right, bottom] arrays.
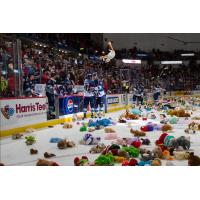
[[1, 92, 200, 137]]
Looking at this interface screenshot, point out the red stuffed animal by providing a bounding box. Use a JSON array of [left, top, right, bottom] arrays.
[[122, 158, 138, 166], [131, 140, 142, 148], [155, 133, 168, 151]]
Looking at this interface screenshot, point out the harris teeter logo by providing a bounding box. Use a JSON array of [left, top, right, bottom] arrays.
[[1, 105, 15, 119]]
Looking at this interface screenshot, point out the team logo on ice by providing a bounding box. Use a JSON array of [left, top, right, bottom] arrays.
[[1, 105, 15, 119], [67, 99, 74, 113]]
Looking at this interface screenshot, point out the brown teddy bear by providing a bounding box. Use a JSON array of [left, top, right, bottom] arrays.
[[124, 109, 139, 120], [151, 158, 162, 166], [188, 122, 200, 130], [168, 109, 190, 117], [188, 152, 200, 166], [44, 152, 56, 158], [89, 143, 106, 153], [161, 124, 172, 132], [119, 109, 139, 120], [162, 150, 174, 160], [118, 117, 127, 123], [130, 129, 146, 137], [104, 127, 116, 133], [88, 127, 96, 132], [152, 146, 163, 159], [63, 123, 73, 129], [57, 139, 75, 149], [185, 122, 200, 134], [36, 159, 59, 166], [30, 148, 38, 155], [12, 133, 23, 140], [174, 151, 190, 160]]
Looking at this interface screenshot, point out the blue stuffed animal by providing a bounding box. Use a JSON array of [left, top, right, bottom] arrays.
[[80, 133, 101, 145], [50, 138, 63, 143], [131, 108, 141, 116], [88, 118, 112, 127], [138, 160, 151, 166]]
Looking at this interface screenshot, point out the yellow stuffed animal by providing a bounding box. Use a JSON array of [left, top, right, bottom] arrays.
[[114, 156, 126, 163]]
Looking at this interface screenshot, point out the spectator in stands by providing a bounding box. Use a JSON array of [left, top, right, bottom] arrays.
[[64, 73, 75, 94], [1, 34, 200, 99], [41, 70, 50, 84], [23, 74, 36, 97], [0, 74, 8, 97]]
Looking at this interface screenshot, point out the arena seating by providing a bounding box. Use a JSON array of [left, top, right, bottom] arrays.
[[1, 34, 200, 98]]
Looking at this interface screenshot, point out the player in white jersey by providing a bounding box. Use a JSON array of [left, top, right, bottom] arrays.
[[133, 84, 144, 105], [83, 74, 95, 119], [152, 84, 162, 105], [94, 75, 105, 118]]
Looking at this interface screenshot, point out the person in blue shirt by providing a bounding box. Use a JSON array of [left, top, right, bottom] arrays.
[[83, 73, 95, 119]]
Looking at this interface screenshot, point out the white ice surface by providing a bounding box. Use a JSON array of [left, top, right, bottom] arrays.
[[1, 108, 200, 166]]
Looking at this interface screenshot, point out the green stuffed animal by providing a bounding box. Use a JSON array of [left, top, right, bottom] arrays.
[[94, 153, 115, 166], [80, 125, 87, 132], [121, 146, 139, 158], [169, 116, 178, 124], [25, 136, 36, 145]]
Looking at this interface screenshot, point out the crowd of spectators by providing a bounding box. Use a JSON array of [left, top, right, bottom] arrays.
[[1, 34, 200, 99], [0, 36, 122, 97], [140, 64, 200, 91], [115, 46, 200, 61]]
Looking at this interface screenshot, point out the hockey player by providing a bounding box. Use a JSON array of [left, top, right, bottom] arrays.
[[152, 84, 162, 106], [93, 74, 105, 118], [64, 73, 75, 94], [83, 73, 95, 119], [132, 83, 144, 106]]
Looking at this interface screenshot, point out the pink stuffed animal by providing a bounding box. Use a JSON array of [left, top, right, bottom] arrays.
[[104, 133, 118, 140], [112, 137, 127, 146]]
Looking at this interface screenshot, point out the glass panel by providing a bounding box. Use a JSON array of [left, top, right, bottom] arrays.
[[0, 35, 15, 97]]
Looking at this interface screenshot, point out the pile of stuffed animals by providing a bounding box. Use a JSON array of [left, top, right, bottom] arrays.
[[72, 128, 195, 166], [2, 97, 200, 167]]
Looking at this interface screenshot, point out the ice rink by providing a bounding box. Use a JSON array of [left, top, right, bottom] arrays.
[[1, 108, 200, 166]]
